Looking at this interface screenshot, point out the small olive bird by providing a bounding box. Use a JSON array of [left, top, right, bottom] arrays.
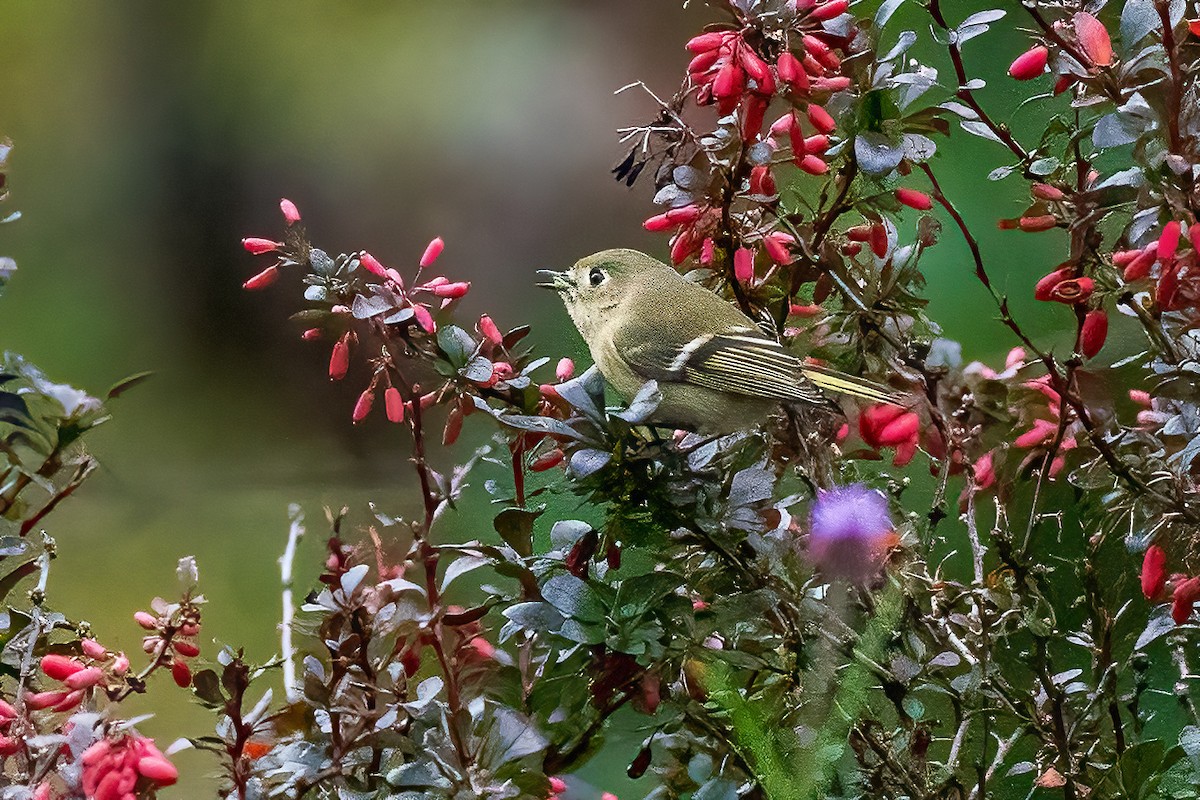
[[539, 249, 902, 434]]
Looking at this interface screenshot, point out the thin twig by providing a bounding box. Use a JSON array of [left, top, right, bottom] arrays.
[[279, 505, 306, 703]]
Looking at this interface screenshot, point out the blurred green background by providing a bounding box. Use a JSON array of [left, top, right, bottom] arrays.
[[0, 1, 1088, 795]]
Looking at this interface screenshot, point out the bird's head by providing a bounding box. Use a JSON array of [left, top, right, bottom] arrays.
[[537, 249, 672, 338]]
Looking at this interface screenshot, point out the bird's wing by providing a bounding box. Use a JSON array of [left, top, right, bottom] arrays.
[[618, 328, 828, 404]]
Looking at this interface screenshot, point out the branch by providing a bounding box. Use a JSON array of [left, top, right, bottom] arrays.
[[279, 505, 306, 703]]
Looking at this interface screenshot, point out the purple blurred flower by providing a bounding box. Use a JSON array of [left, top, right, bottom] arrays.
[[806, 484, 897, 581]]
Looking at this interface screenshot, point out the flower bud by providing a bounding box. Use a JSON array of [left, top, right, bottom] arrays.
[[173, 641, 200, 658], [804, 134, 830, 153], [686, 31, 727, 53], [41, 654, 85, 681], [797, 154, 828, 175], [1019, 215, 1058, 232], [700, 237, 715, 265], [359, 251, 388, 278], [1142, 545, 1168, 601], [241, 237, 282, 255], [112, 654, 130, 676], [53, 691, 83, 712], [1031, 183, 1065, 201], [352, 389, 374, 423], [549, 777, 568, 794], [479, 314, 503, 346], [1122, 247, 1156, 281], [763, 231, 795, 265], [279, 198, 301, 225], [643, 213, 674, 232], [895, 188, 933, 211], [412, 303, 436, 333], [134, 611, 158, 630], [1080, 308, 1108, 358], [733, 247, 754, 283], [24, 691, 68, 710], [530, 448, 565, 472], [811, 0, 849, 20], [81, 638, 108, 660], [1008, 45, 1049, 80], [384, 387, 405, 423], [749, 165, 776, 196], [137, 755, 179, 785], [1158, 220, 1182, 261], [870, 224, 889, 258], [806, 104, 836, 134], [688, 49, 722, 74], [242, 265, 279, 291], [1173, 576, 1200, 624], [172, 659, 192, 688], [776, 51, 804, 89], [556, 358, 575, 381], [329, 338, 350, 381], [430, 281, 470, 299], [443, 406, 464, 446], [64, 666, 104, 690], [711, 62, 743, 103], [419, 237, 445, 269], [1130, 389, 1152, 407]]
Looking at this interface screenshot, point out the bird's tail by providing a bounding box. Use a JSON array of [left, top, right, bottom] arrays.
[[799, 363, 908, 407]]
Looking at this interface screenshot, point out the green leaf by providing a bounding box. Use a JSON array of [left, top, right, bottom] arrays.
[[493, 507, 543, 558], [0, 559, 39, 604], [191, 668, 226, 707], [106, 371, 153, 400], [541, 573, 605, 623], [437, 325, 477, 368]]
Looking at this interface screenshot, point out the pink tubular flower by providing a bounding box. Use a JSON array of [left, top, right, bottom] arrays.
[[1080, 309, 1108, 358], [242, 265, 279, 291], [810, 0, 849, 21], [384, 387, 405, 423], [429, 281, 470, 299], [763, 231, 796, 265], [64, 666, 104, 691], [556, 357, 575, 381], [479, 314, 503, 346], [420, 237, 445, 269], [359, 251, 388, 278], [82, 734, 178, 798], [412, 303, 436, 333], [82, 638, 108, 660], [241, 237, 282, 255], [1158, 220, 1182, 260], [1008, 45, 1049, 80], [530, 448, 565, 472], [734, 247, 755, 283], [352, 389, 374, 423], [806, 484, 898, 582], [1142, 545, 1168, 601], [548, 776, 568, 794], [1019, 215, 1058, 232], [895, 188, 933, 211], [859, 404, 920, 466], [279, 198, 301, 225], [329, 337, 350, 381], [41, 654, 84, 681], [24, 691, 69, 710], [806, 104, 836, 135], [1173, 576, 1200, 624]]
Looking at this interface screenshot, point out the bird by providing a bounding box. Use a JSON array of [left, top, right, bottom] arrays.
[[538, 248, 903, 434]]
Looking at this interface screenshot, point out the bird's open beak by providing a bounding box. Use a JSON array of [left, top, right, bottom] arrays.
[[536, 269, 573, 292]]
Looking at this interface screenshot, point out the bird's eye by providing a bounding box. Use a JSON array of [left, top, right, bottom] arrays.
[[588, 267, 607, 286]]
